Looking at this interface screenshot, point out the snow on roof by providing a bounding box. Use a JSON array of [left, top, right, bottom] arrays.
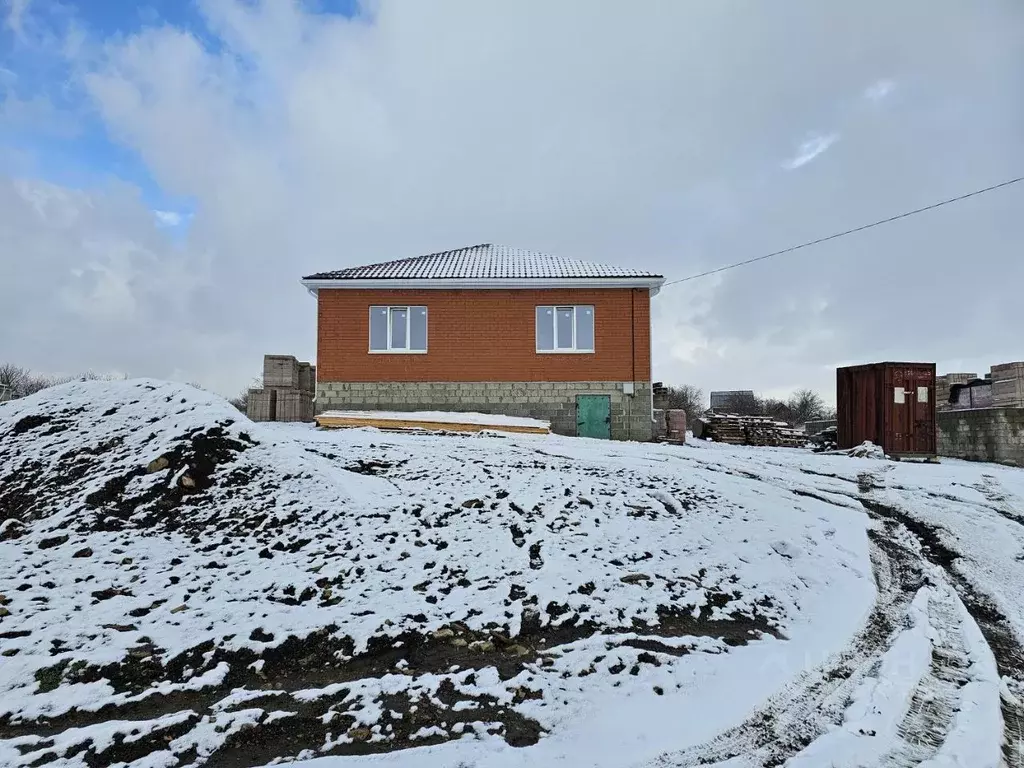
[[302, 243, 663, 281]]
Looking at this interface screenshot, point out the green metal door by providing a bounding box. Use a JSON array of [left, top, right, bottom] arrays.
[[576, 395, 611, 439]]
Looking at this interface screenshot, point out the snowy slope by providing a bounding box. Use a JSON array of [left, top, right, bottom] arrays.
[[639, 438, 1022, 768], [0, 380, 875, 768]]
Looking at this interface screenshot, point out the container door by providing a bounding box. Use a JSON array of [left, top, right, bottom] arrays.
[[576, 395, 611, 439], [890, 368, 911, 454], [911, 369, 935, 454]]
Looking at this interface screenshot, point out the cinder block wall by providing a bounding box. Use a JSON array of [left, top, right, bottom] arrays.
[[937, 407, 1024, 466], [317, 381, 654, 441]]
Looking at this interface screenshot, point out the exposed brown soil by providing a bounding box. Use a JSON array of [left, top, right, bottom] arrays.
[[0, 596, 776, 767]]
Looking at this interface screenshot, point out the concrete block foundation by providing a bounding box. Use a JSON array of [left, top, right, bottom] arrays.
[[317, 381, 655, 441]]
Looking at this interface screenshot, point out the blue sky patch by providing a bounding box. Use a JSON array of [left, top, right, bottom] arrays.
[[1, 0, 363, 216]]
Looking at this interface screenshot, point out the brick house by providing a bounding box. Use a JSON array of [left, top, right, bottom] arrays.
[[300, 244, 664, 440]]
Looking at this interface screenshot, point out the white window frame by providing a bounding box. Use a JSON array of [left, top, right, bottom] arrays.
[[536, 305, 595, 354], [369, 305, 428, 354]]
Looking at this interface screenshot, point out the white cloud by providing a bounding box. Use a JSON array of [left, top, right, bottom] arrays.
[[0, 178, 242, 391], [864, 78, 896, 102], [1, 0, 1023, 401], [153, 209, 184, 227], [783, 133, 840, 170], [4, 0, 31, 35]]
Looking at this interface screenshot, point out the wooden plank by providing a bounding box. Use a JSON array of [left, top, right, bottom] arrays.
[[315, 414, 550, 435]]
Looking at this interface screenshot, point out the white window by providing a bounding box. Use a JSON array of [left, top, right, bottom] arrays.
[[536, 305, 595, 353], [369, 306, 427, 353]]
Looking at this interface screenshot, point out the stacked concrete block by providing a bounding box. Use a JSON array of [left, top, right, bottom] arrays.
[[298, 363, 316, 394], [247, 355, 316, 422], [264, 355, 301, 389], [247, 389, 277, 422], [277, 391, 314, 422], [936, 373, 976, 411], [990, 362, 1024, 408]]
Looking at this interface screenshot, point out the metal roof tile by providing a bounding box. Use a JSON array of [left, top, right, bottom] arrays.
[[303, 244, 663, 281]]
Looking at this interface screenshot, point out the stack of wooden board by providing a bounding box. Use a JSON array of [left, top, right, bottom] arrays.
[[700, 414, 748, 445], [745, 419, 806, 448], [316, 410, 551, 436], [701, 413, 807, 448]]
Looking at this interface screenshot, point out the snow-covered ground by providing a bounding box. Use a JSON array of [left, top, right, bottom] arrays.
[[0, 380, 1020, 767]]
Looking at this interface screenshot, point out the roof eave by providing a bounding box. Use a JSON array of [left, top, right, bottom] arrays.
[[300, 276, 666, 297]]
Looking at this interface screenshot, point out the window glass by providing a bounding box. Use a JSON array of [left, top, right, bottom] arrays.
[[556, 307, 574, 349], [410, 307, 428, 351], [370, 307, 388, 350], [390, 307, 408, 348], [575, 306, 594, 351], [536, 306, 554, 350]]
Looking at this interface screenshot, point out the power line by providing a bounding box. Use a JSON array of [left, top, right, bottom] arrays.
[[661, 174, 1024, 288]]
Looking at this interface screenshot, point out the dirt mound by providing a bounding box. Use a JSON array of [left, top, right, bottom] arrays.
[[0, 379, 361, 543]]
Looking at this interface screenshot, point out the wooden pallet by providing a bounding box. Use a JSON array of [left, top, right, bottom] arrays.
[[315, 413, 550, 435]]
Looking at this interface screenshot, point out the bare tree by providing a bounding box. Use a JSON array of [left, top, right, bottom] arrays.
[[0, 364, 58, 399], [662, 384, 705, 425], [0, 364, 28, 400], [757, 397, 795, 424], [0, 364, 131, 401], [721, 392, 761, 416], [787, 389, 828, 425], [229, 376, 263, 414]]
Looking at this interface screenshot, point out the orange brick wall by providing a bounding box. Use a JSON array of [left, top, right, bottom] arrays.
[[316, 288, 651, 383]]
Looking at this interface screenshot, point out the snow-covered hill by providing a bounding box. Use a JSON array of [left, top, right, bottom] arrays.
[[0, 380, 1019, 767]]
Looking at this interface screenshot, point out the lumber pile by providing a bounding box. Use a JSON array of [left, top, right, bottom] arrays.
[[316, 410, 550, 436], [702, 414, 747, 445], [700, 413, 806, 448]]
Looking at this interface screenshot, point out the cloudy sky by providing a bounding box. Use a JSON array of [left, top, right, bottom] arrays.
[[2, 1, 1022, 401]]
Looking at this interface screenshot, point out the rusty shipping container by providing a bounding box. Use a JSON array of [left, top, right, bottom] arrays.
[[837, 362, 936, 457]]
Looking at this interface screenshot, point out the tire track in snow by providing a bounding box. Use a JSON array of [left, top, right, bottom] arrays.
[[638, 527, 928, 767], [881, 585, 971, 766], [643, 459, 1020, 767], [857, 487, 1024, 768], [970, 474, 1024, 527]]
